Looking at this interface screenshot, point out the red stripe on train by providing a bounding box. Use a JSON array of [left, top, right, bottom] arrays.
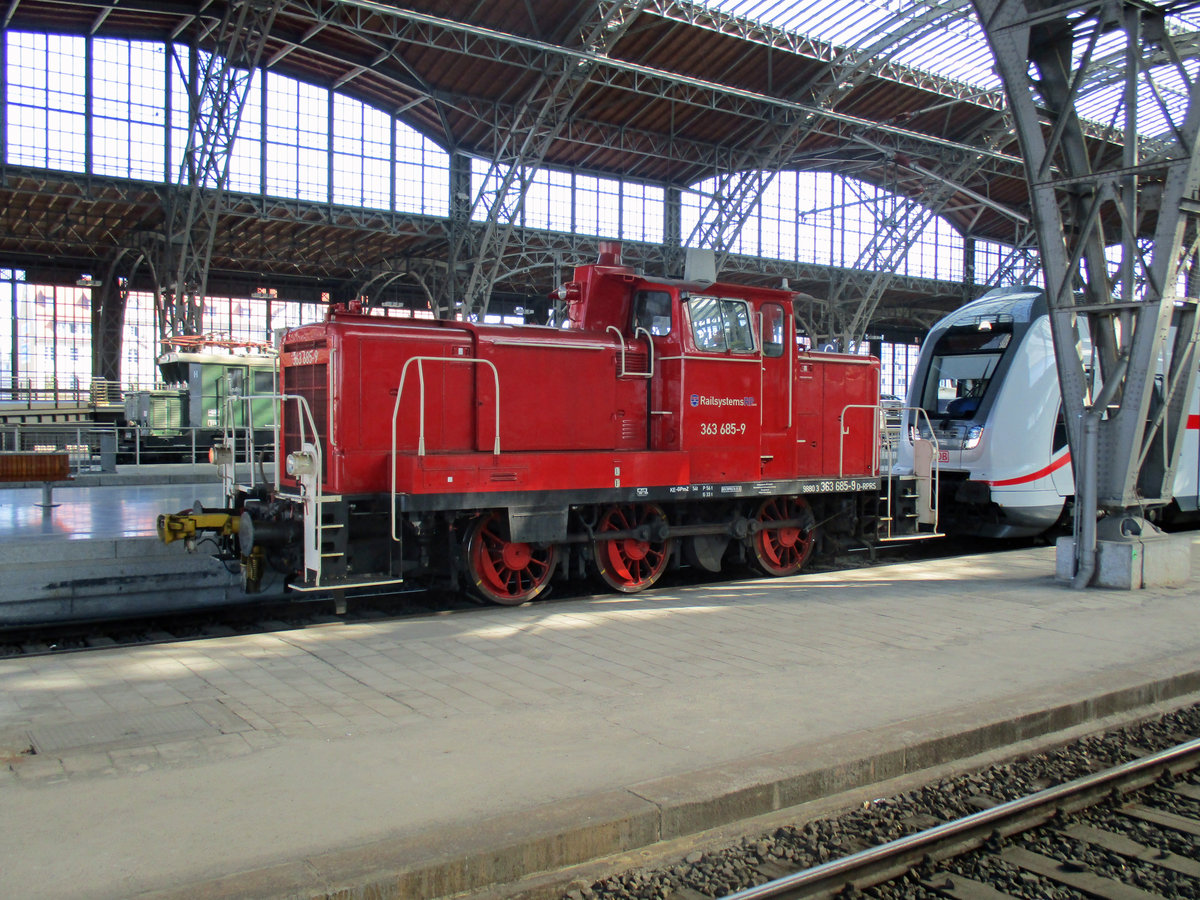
[[987, 452, 1071, 487], [983, 414, 1199, 488]]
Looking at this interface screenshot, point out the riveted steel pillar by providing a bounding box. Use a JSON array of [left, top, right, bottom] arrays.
[[973, 0, 1200, 584]]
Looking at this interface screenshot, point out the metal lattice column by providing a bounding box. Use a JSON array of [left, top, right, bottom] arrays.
[[159, 1, 281, 339], [447, 1, 648, 320], [973, 0, 1200, 583]]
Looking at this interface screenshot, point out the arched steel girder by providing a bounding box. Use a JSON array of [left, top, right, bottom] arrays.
[[816, 112, 1021, 349], [306, 0, 1034, 312], [972, 0, 1200, 549], [683, 0, 988, 268], [159, 0, 282, 340], [91, 248, 146, 385]]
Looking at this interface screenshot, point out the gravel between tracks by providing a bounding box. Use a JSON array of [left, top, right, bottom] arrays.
[[566, 703, 1200, 900]]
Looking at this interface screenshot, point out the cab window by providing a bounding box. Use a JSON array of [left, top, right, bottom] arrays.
[[688, 296, 755, 353], [253, 369, 276, 394], [762, 303, 785, 358], [633, 290, 672, 336]]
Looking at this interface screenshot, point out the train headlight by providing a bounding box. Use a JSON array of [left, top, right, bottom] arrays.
[[286, 450, 317, 477], [209, 444, 234, 466], [963, 425, 983, 450]]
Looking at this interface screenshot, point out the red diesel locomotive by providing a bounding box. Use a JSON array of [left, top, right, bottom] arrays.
[[160, 244, 933, 603]]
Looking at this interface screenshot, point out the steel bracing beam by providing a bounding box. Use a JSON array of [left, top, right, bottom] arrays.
[[443, 1, 649, 320], [973, 0, 1200, 579], [638, 2, 1028, 345], [683, 0, 990, 269], [159, 0, 281, 339], [977, 227, 1042, 287], [805, 113, 1019, 348]]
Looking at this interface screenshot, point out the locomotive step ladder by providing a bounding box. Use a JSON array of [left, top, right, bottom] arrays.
[[877, 435, 942, 543], [316, 495, 348, 573], [290, 494, 406, 595]]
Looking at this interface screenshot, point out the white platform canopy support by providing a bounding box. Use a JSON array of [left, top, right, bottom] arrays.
[[972, 0, 1200, 586]]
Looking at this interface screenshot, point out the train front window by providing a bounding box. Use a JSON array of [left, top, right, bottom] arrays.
[[253, 369, 276, 394], [919, 326, 1011, 419]]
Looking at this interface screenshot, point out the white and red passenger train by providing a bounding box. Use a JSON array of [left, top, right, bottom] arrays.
[[160, 244, 936, 603], [896, 286, 1200, 538]]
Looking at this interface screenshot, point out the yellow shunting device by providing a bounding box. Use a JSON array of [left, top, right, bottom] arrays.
[[157, 512, 239, 544]]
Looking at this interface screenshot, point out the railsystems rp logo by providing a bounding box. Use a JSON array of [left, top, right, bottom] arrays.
[[691, 394, 756, 408]]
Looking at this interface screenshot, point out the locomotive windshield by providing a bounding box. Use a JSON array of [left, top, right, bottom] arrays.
[[918, 324, 1012, 419], [687, 296, 755, 353]]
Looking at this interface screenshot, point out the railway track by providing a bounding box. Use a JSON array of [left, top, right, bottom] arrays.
[[727, 739, 1200, 900], [571, 705, 1200, 900], [0, 535, 982, 660]]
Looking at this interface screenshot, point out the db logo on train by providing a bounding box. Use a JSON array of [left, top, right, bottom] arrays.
[[939, 450, 950, 463]]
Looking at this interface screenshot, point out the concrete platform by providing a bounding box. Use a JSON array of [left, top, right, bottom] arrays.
[[1, 538, 1199, 900], [0, 470, 263, 626]]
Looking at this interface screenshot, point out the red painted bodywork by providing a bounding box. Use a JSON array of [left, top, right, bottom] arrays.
[[278, 260, 881, 502]]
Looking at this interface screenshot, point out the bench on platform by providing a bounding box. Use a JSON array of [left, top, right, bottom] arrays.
[[0, 451, 72, 508]]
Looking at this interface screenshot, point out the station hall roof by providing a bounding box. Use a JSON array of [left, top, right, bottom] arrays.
[[2, 0, 1192, 324]]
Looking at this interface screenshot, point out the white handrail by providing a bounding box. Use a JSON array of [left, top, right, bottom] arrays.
[[633, 326, 655, 378], [219, 393, 317, 485], [837, 404, 942, 539], [390, 356, 501, 541], [607, 325, 654, 377], [606, 326, 627, 375]]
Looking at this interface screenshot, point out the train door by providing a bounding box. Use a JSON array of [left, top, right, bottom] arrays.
[[792, 357, 824, 477], [634, 289, 683, 452], [758, 301, 794, 477], [678, 294, 763, 483]]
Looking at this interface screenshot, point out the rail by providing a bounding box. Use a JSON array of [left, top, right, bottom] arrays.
[[0, 377, 124, 408], [274, 393, 323, 490], [724, 736, 1200, 900], [271, 393, 325, 584], [390, 356, 501, 542], [220, 393, 279, 492], [836, 403, 884, 477]]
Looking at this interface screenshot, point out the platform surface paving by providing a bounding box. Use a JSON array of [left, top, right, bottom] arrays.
[[2, 538, 1200, 899]]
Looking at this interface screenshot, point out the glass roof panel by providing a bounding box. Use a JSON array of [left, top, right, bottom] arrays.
[[692, 0, 1200, 138]]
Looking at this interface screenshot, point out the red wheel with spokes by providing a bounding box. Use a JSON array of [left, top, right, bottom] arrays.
[[464, 512, 557, 605], [592, 503, 672, 593], [750, 496, 815, 576]]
